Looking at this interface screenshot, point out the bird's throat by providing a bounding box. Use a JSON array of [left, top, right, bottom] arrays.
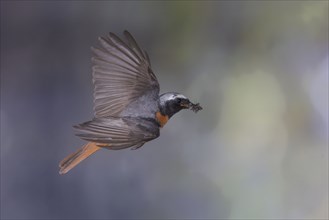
[[156, 111, 169, 128]]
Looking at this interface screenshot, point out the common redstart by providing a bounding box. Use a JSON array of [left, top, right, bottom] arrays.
[[59, 31, 202, 174]]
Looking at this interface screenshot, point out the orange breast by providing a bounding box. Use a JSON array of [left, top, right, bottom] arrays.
[[156, 111, 169, 128]]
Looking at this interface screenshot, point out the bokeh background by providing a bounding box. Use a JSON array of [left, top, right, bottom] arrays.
[[1, 1, 328, 219]]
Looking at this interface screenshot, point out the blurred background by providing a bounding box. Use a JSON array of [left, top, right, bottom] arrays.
[[1, 1, 328, 219]]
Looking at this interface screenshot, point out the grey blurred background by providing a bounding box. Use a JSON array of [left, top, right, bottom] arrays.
[[1, 1, 328, 219]]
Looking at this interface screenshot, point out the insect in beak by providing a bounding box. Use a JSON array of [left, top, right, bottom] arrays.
[[188, 102, 202, 113]]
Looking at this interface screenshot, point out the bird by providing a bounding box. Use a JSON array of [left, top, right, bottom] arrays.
[[59, 30, 202, 175]]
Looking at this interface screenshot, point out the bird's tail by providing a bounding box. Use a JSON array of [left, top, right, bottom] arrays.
[[59, 142, 101, 175]]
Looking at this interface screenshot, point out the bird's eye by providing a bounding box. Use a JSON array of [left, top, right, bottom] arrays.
[[176, 98, 182, 104]]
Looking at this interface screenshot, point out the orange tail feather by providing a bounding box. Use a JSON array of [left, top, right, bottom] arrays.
[[59, 142, 101, 175]]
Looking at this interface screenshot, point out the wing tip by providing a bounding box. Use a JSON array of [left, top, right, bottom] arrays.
[[109, 32, 119, 40], [123, 30, 131, 37]]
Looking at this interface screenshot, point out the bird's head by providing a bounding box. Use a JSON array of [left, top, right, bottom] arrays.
[[158, 92, 202, 118]]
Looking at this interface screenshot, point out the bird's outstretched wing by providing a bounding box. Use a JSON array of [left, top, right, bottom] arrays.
[[91, 30, 159, 118]]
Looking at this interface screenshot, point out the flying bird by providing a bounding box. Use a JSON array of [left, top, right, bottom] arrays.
[[59, 31, 202, 174]]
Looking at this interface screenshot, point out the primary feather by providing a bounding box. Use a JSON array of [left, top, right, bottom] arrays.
[[92, 31, 159, 118]]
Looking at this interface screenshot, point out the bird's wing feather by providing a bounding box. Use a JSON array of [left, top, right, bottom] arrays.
[[92, 31, 159, 118], [73, 117, 159, 149]]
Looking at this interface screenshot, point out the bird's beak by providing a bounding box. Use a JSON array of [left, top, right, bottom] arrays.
[[181, 100, 202, 112], [180, 100, 190, 109]]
